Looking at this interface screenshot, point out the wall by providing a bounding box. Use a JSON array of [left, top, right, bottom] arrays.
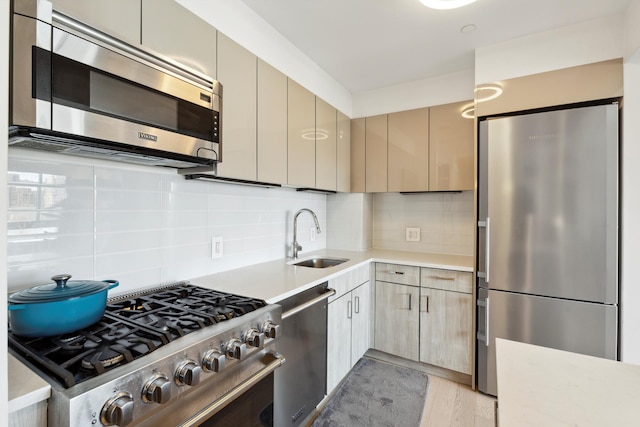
[[327, 193, 373, 251], [177, 0, 352, 116], [7, 149, 326, 296], [1, 0, 9, 421], [372, 192, 474, 256]]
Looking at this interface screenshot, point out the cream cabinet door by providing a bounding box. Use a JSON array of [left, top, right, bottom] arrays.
[[419, 287, 472, 374], [315, 98, 337, 191], [336, 111, 351, 192], [257, 59, 287, 184], [53, 0, 141, 45], [327, 292, 352, 393], [374, 281, 419, 361], [288, 80, 316, 187], [351, 281, 371, 364], [350, 118, 366, 192], [365, 115, 388, 193], [216, 34, 257, 180], [141, 0, 216, 78], [388, 108, 429, 192], [429, 100, 474, 191]]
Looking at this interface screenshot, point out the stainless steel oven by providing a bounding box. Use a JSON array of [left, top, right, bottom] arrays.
[[10, 0, 222, 169]]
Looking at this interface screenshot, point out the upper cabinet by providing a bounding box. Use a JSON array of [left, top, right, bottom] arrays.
[[216, 34, 258, 180], [337, 111, 351, 193], [141, 0, 217, 78], [365, 114, 388, 193], [350, 118, 366, 193], [52, 0, 141, 46], [288, 80, 316, 188], [257, 59, 288, 185], [316, 98, 337, 191], [388, 108, 429, 192], [429, 101, 474, 191]]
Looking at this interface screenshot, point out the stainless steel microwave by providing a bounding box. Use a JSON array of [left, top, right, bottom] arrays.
[[10, 0, 222, 169]]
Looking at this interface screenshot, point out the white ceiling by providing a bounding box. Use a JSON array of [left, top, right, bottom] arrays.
[[240, 0, 632, 94]]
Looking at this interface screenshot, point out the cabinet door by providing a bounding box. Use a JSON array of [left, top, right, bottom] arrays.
[[365, 115, 388, 192], [350, 118, 366, 192], [351, 281, 371, 364], [337, 111, 351, 192], [216, 34, 257, 180], [374, 281, 419, 361], [429, 100, 474, 191], [141, 0, 216, 78], [388, 108, 429, 192], [257, 59, 287, 184], [327, 293, 352, 393], [316, 98, 337, 191], [419, 288, 472, 374], [288, 80, 316, 187], [53, 0, 141, 45]]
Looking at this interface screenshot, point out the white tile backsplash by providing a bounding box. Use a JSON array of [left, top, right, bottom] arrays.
[[7, 148, 326, 295]]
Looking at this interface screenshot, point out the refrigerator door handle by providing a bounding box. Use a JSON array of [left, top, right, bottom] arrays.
[[477, 298, 490, 347], [485, 217, 491, 283]]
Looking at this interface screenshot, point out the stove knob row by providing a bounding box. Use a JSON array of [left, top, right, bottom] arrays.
[[225, 338, 247, 360], [243, 328, 265, 348], [142, 374, 172, 404], [261, 320, 281, 339], [101, 392, 134, 426], [202, 349, 226, 373], [175, 360, 203, 387]]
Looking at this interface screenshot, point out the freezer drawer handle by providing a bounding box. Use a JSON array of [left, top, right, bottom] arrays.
[[476, 298, 490, 347]]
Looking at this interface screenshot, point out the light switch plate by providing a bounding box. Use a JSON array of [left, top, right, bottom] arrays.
[[212, 236, 223, 258], [406, 227, 421, 242]]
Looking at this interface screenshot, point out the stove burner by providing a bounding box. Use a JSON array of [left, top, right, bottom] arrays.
[[81, 346, 126, 371]]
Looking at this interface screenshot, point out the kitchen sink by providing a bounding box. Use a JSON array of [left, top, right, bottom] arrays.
[[293, 257, 349, 268]]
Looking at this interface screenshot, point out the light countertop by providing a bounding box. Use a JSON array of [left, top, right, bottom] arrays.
[[8, 248, 472, 410], [496, 338, 640, 426]]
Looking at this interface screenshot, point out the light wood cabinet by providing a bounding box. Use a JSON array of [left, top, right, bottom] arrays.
[[419, 287, 472, 374], [365, 114, 388, 192], [52, 0, 141, 45], [257, 59, 287, 184], [141, 0, 217, 78], [429, 101, 474, 191], [374, 280, 419, 361], [327, 265, 371, 394], [350, 118, 366, 192], [288, 80, 316, 188], [337, 111, 351, 192], [216, 34, 257, 180], [315, 98, 337, 191], [388, 108, 429, 192]]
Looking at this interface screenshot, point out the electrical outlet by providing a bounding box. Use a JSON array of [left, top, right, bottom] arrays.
[[310, 227, 316, 242], [406, 227, 421, 242], [212, 236, 223, 258]]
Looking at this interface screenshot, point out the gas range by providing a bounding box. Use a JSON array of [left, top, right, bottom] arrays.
[[8, 282, 284, 427]]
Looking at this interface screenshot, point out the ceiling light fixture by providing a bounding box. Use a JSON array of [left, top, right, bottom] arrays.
[[460, 24, 476, 34], [419, 0, 478, 10], [474, 83, 503, 102], [461, 104, 475, 119]]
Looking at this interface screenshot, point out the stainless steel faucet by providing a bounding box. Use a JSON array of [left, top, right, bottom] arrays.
[[292, 208, 321, 259]]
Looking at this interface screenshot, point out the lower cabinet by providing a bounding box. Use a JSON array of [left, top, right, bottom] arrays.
[[327, 280, 371, 393]]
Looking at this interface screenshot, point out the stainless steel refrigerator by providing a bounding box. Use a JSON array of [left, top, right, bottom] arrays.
[[476, 103, 619, 396]]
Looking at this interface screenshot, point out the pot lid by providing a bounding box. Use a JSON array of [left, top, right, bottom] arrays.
[[8, 274, 118, 303]]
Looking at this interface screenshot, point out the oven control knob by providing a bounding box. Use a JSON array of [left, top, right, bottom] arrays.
[[243, 328, 265, 348], [175, 360, 203, 387], [261, 320, 281, 339], [202, 350, 226, 373], [142, 374, 172, 404], [225, 338, 247, 360], [101, 392, 134, 426]]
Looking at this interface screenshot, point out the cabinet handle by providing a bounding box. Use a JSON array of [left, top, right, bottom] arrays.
[[386, 270, 405, 275], [354, 296, 360, 314], [408, 293, 412, 311], [420, 295, 429, 313], [347, 300, 352, 319], [431, 276, 454, 281]]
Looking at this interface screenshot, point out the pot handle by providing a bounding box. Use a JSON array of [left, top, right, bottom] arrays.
[[103, 279, 119, 290], [8, 304, 26, 311]]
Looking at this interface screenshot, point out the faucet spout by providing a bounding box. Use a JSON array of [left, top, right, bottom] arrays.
[[292, 208, 321, 259]]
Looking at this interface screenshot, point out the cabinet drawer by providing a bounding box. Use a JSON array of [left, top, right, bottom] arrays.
[[420, 268, 472, 294], [328, 263, 371, 302], [375, 263, 420, 286]]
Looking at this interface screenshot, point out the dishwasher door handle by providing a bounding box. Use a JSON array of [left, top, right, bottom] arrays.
[[282, 288, 336, 320]]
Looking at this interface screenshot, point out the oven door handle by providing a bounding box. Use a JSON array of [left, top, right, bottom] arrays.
[[281, 288, 336, 320], [179, 352, 286, 427]]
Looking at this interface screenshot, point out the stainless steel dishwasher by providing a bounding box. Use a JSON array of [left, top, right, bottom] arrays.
[[274, 282, 335, 427]]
